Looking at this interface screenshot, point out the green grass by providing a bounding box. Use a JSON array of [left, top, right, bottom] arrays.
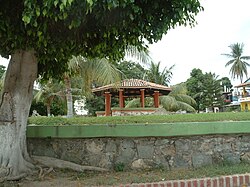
[[28, 112, 250, 126], [65, 162, 250, 186]]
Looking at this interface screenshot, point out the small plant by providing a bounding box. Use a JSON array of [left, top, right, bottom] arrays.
[[114, 162, 125, 172]]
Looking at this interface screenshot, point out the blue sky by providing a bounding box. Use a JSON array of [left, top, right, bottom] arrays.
[[1, 0, 250, 86]]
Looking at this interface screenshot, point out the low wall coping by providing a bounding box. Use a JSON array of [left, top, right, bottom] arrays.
[[27, 121, 250, 138]]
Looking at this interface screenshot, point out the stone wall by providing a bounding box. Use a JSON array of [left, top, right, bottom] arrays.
[[27, 134, 250, 170]]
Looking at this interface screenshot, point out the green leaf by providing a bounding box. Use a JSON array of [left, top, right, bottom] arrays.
[[59, 4, 64, 11], [62, 0, 67, 6], [86, 0, 93, 6], [42, 9, 47, 16], [63, 12, 68, 19], [54, 0, 59, 6], [36, 8, 40, 17], [68, 0, 73, 5], [22, 15, 31, 24]]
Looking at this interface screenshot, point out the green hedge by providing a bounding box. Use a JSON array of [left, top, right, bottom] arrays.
[[28, 112, 250, 126]]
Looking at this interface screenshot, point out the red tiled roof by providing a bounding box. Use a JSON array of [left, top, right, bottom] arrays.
[[92, 79, 171, 92]]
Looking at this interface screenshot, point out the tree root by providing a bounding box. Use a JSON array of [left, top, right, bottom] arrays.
[[38, 166, 54, 180], [32, 156, 108, 172]]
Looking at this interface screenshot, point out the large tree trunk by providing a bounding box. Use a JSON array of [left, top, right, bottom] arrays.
[[0, 50, 37, 180], [64, 74, 73, 118]]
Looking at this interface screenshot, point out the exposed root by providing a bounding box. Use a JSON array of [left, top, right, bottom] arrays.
[[38, 167, 54, 180], [32, 156, 108, 172]]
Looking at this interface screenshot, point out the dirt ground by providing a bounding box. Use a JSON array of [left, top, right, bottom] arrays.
[[1, 168, 160, 187], [2, 173, 95, 187]]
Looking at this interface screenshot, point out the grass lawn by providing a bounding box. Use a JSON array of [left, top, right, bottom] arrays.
[[28, 112, 250, 126]]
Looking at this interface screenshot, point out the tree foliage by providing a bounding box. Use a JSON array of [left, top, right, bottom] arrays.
[[186, 68, 205, 112], [186, 68, 225, 111], [0, 0, 203, 79], [0, 65, 5, 78], [202, 72, 223, 109], [146, 61, 175, 86], [34, 78, 65, 116], [115, 60, 146, 79]]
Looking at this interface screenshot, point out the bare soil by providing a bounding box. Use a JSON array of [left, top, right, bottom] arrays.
[[2, 163, 250, 187]]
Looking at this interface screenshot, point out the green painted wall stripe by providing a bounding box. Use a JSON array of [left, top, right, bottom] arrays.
[[27, 121, 250, 138]]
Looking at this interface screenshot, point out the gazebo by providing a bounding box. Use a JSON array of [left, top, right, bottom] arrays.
[[92, 79, 171, 116]]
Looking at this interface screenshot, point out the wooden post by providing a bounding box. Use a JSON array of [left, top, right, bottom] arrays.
[[140, 89, 145, 108], [105, 92, 111, 116], [119, 89, 124, 108], [153, 91, 160, 108]]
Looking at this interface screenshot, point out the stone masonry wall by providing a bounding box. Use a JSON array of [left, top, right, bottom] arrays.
[[27, 134, 250, 170]]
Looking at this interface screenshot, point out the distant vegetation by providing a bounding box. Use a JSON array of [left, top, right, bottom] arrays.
[[29, 112, 249, 126]]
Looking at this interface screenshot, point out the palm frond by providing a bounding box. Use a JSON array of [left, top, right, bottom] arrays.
[[125, 45, 151, 65], [176, 101, 196, 112], [241, 56, 250, 60], [221, 53, 233, 58], [173, 94, 196, 106], [160, 96, 179, 111]]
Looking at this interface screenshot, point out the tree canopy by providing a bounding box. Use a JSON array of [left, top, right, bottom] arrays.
[[186, 68, 225, 112], [0, 0, 203, 79]]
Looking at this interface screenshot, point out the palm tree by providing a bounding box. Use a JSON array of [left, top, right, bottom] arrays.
[[146, 61, 175, 86], [125, 83, 196, 112], [222, 43, 250, 83], [34, 79, 65, 116], [64, 56, 122, 117]]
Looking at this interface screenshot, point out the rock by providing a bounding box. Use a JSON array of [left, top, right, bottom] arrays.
[[131, 159, 152, 169], [192, 154, 212, 168], [137, 145, 154, 159], [223, 153, 240, 164], [86, 140, 104, 154], [241, 152, 250, 163]]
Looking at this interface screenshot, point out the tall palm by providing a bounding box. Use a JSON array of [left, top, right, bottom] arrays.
[[222, 43, 250, 83], [64, 56, 121, 117], [146, 61, 175, 86]]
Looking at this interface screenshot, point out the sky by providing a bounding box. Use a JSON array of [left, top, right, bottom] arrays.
[[1, 0, 250, 86], [148, 0, 250, 86]]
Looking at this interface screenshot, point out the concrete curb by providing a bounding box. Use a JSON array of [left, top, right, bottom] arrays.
[[118, 173, 250, 187]]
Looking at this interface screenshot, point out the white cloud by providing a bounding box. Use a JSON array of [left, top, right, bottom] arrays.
[[149, 0, 250, 86]]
